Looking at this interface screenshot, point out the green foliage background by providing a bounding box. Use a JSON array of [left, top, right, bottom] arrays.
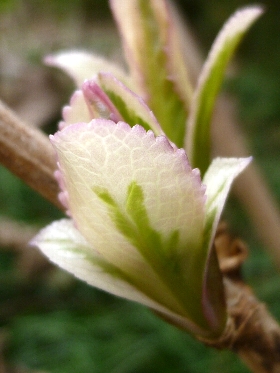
[[0, 0, 280, 372]]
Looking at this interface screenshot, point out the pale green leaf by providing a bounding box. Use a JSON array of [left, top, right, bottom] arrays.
[[31, 219, 186, 317], [199, 157, 251, 331], [186, 7, 263, 175], [33, 219, 208, 335], [97, 72, 163, 135], [203, 157, 252, 234], [110, 0, 192, 147], [50, 120, 226, 334]]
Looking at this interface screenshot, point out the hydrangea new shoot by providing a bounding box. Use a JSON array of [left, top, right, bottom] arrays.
[[33, 0, 262, 338]]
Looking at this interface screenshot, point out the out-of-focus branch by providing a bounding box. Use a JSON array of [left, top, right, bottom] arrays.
[[0, 100, 63, 210], [212, 96, 280, 267], [0, 217, 37, 249], [171, 3, 280, 266], [0, 217, 51, 279]]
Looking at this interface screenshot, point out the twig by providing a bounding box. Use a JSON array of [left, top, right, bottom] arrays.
[[0, 217, 37, 249], [201, 224, 280, 373], [201, 278, 280, 373], [0, 217, 52, 279], [0, 100, 63, 210]]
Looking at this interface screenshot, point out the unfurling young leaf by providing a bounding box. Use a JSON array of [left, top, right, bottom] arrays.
[[32, 118, 250, 338], [33, 0, 260, 339], [186, 6, 263, 175], [110, 0, 192, 147]]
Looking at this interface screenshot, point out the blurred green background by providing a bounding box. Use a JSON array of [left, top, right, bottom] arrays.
[[0, 0, 280, 372]]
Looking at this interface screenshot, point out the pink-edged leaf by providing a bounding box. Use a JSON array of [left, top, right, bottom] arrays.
[[50, 120, 226, 334], [110, 0, 191, 147], [97, 72, 163, 135], [82, 79, 122, 122]]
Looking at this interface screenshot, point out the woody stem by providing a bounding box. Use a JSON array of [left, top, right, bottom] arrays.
[[0, 100, 62, 210]]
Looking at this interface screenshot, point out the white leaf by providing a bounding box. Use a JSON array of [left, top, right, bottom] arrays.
[[45, 51, 131, 87]]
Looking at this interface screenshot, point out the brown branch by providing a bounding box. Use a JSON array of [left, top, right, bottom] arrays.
[[227, 281, 280, 373], [0, 100, 63, 210], [200, 224, 280, 373], [0, 217, 37, 249], [0, 217, 52, 279], [200, 279, 280, 373]]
